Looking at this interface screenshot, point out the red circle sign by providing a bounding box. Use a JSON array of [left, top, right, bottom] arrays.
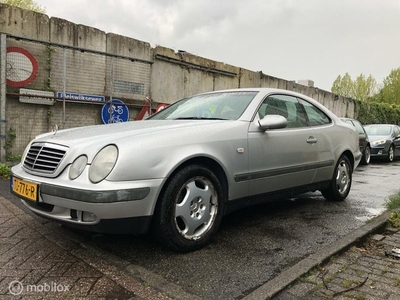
[[6, 47, 39, 87], [156, 104, 168, 112]]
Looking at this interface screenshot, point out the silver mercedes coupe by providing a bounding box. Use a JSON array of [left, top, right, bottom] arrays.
[[10, 88, 361, 252]]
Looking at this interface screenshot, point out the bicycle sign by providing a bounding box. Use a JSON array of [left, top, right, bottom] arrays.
[[101, 99, 129, 124]]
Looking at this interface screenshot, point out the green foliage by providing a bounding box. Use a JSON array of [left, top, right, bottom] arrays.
[[379, 68, 400, 105], [332, 73, 354, 98], [332, 68, 400, 108], [45, 45, 56, 90], [386, 194, 400, 210], [0, 0, 45, 13], [353, 74, 377, 102], [331, 73, 377, 102], [5, 128, 21, 162], [356, 101, 400, 125], [388, 211, 400, 228], [386, 194, 400, 228], [0, 163, 11, 179]]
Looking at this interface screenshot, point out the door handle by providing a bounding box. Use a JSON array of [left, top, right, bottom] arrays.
[[307, 136, 318, 144]]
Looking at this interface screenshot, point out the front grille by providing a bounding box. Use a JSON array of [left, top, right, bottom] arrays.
[[23, 143, 67, 174]]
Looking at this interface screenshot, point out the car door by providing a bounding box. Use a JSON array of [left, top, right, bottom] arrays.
[[246, 94, 319, 196], [298, 98, 337, 182]]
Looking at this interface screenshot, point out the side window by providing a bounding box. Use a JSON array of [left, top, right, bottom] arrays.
[[298, 99, 331, 126], [344, 120, 353, 126], [257, 95, 307, 128], [353, 121, 365, 135], [394, 126, 400, 137]]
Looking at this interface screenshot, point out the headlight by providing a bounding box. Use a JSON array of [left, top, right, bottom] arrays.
[[89, 145, 118, 183], [371, 139, 386, 146], [69, 155, 88, 180]]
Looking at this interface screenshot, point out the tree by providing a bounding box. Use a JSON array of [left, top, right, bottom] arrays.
[[0, 0, 45, 13], [331, 73, 377, 102], [353, 74, 378, 102], [331, 73, 354, 98], [379, 68, 400, 105]]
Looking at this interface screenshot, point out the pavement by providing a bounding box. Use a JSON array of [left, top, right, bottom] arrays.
[[247, 210, 400, 300], [1, 182, 399, 299]]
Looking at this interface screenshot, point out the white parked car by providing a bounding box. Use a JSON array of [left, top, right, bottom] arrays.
[[11, 88, 361, 251]]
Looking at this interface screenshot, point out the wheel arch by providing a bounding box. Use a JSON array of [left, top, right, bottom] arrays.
[[342, 149, 355, 172], [153, 156, 229, 216], [149, 156, 230, 250]]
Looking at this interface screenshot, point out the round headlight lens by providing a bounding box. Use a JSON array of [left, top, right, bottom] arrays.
[[69, 155, 88, 180], [89, 145, 118, 183]]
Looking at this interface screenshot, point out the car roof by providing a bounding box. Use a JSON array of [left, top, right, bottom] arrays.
[[364, 124, 397, 127], [200, 87, 308, 96], [194, 87, 341, 122]]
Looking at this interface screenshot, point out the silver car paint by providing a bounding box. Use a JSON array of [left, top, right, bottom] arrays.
[[11, 88, 361, 228]]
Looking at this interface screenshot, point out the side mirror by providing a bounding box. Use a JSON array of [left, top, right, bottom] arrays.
[[258, 115, 287, 131]]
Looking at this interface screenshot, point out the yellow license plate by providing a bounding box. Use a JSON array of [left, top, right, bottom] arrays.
[[12, 177, 38, 202]]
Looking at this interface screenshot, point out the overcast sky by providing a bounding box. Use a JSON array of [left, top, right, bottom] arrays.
[[35, 0, 400, 92]]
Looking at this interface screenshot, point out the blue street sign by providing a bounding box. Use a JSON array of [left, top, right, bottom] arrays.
[[56, 92, 105, 102], [101, 99, 130, 124]]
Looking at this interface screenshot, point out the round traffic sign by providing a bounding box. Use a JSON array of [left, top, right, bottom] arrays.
[[101, 99, 130, 124], [6, 47, 39, 87]]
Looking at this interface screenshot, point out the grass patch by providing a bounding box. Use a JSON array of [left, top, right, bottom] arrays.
[[342, 279, 360, 288], [386, 193, 400, 210], [395, 278, 400, 286], [388, 211, 400, 228], [0, 163, 11, 179], [386, 193, 400, 228]]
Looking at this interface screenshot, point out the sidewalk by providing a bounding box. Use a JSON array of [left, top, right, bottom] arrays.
[[0, 195, 197, 299], [262, 212, 400, 300]]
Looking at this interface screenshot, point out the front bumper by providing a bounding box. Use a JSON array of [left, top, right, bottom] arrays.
[[370, 145, 389, 158], [10, 164, 164, 234]]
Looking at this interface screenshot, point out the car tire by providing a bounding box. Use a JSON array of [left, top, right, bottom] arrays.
[[152, 164, 224, 252], [387, 145, 394, 162], [321, 155, 352, 201], [361, 145, 371, 165]]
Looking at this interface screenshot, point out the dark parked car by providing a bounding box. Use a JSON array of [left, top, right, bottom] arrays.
[[341, 118, 370, 165], [363, 124, 400, 162]]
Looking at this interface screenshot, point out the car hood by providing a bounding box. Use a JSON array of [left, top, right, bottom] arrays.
[[368, 135, 390, 142], [27, 119, 246, 179], [34, 120, 235, 148]]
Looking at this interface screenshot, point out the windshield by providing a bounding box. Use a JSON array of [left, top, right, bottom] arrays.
[[364, 125, 392, 136], [148, 91, 257, 120]]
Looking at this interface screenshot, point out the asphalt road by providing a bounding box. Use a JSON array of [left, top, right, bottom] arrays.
[[3, 160, 400, 299]]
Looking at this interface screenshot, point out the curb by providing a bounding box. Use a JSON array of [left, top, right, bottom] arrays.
[[242, 210, 391, 300]]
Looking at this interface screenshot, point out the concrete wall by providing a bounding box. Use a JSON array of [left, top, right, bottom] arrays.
[[151, 46, 240, 102], [0, 4, 356, 160]]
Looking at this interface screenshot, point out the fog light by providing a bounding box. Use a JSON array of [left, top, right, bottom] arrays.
[[82, 211, 97, 222]]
